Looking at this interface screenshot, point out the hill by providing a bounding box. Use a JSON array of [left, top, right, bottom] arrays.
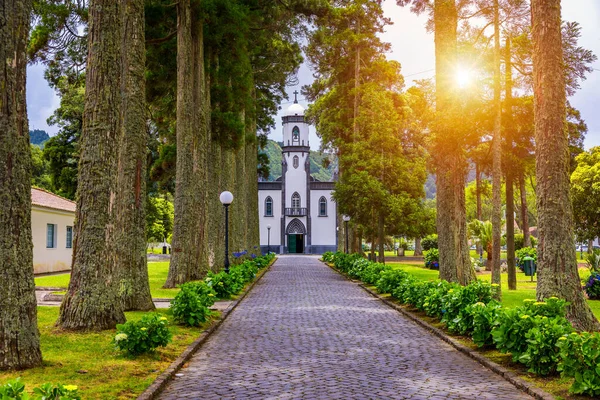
[[30, 129, 50, 147], [260, 139, 336, 182]]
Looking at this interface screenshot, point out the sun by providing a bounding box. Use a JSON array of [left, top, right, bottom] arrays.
[[455, 67, 472, 89]]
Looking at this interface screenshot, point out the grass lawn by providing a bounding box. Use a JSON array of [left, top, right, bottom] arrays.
[[0, 307, 216, 399], [387, 262, 600, 319], [36, 262, 180, 299]]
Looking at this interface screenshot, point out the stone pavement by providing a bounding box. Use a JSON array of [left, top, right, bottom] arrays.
[[158, 255, 533, 400]]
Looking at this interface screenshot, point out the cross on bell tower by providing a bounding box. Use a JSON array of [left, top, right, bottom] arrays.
[[293, 90, 299, 104]]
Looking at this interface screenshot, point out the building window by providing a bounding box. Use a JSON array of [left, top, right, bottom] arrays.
[[293, 155, 299, 169], [292, 192, 301, 208], [319, 196, 327, 216], [46, 224, 56, 248], [292, 126, 300, 142], [66, 226, 73, 249], [265, 197, 273, 216]]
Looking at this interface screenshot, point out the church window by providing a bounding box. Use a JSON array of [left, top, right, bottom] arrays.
[[292, 192, 301, 208], [292, 126, 300, 142], [265, 196, 273, 216], [319, 197, 327, 216], [293, 155, 299, 169]]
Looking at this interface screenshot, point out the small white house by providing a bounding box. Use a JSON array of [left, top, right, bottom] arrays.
[[258, 98, 338, 254], [31, 188, 76, 274]]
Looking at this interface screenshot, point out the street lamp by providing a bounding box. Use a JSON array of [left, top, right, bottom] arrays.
[[267, 224, 271, 254], [220, 191, 234, 273], [342, 215, 351, 254]]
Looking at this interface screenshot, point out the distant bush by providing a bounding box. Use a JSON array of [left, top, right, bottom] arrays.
[[514, 234, 537, 250], [421, 234, 438, 250], [515, 247, 537, 270], [424, 248, 439, 269]]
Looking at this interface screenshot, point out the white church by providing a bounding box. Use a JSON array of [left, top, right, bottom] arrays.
[[258, 97, 338, 254]]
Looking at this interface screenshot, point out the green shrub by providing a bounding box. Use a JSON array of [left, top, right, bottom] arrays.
[[514, 234, 537, 250], [347, 258, 371, 280], [516, 247, 537, 270], [375, 269, 409, 294], [441, 280, 496, 335], [492, 297, 569, 362], [422, 280, 459, 318], [322, 251, 335, 263], [404, 280, 437, 310], [359, 262, 391, 285], [585, 249, 600, 273], [332, 252, 364, 273], [114, 313, 172, 356], [421, 234, 438, 250], [170, 281, 215, 326], [391, 275, 418, 303], [584, 272, 600, 300], [0, 379, 82, 400], [424, 248, 439, 269], [467, 301, 502, 347], [558, 331, 600, 396], [518, 315, 573, 375]]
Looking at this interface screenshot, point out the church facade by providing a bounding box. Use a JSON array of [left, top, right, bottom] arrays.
[[258, 100, 338, 254]]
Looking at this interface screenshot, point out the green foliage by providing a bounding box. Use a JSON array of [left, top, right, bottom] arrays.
[[467, 301, 503, 347], [515, 247, 537, 270], [571, 147, 600, 243], [468, 220, 493, 256], [421, 234, 438, 250], [29, 129, 50, 146], [583, 272, 600, 300], [322, 251, 335, 263], [146, 194, 175, 242], [585, 249, 600, 273], [420, 280, 458, 318], [359, 262, 392, 285], [170, 282, 216, 327], [558, 332, 600, 396], [440, 281, 496, 335], [0, 378, 28, 400], [30, 144, 52, 190], [375, 269, 410, 294], [518, 315, 573, 375], [205, 254, 273, 299], [513, 233, 537, 250], [114, 313, 172, 356], [331, 252, 364, 274], [0, 378, 82, 400], [424, 248, 439, 269]]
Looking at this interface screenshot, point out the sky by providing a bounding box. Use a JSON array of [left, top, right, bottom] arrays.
[[27, 1, 600, 150]]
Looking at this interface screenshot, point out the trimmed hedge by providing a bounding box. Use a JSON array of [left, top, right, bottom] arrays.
[[326, 251, 597, 395]]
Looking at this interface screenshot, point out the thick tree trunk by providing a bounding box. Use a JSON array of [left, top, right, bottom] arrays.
[[245, 95, 260, 254], [532, 0, 600, 331], [414, 237, 423, 256], [434, 0, 475, 285], [377, 213, 385, 264], [58, 0, 126, 330], [0, 0, 43, 369], [165, 2, 208, 287], [490, 0, 502, 297], [475, 165, 483, 256], [519, 174, 531, 247], [505, 35, 517, 291], [115, 0, 154, 311]]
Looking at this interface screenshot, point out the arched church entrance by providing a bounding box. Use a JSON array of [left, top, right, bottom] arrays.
[[286, 218, 306, 254]]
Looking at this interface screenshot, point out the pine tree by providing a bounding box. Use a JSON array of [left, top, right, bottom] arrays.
[[0, 0, 43, 369]]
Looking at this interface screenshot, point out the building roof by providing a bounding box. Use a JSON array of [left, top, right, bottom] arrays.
[[31, 188, 76, 213], [283, 103, 305, 117]]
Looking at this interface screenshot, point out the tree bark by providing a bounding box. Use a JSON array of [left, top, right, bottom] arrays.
[[505, 35, 517, 291], [519, 173, 530, 247], [531, 0, 600, 331], [475, 165, 483, 257], [434, 0, 475, 286], [165, 1, 209, 287], [57, 0, 126, 330], [0, 0, 43, 369], [378, 212, 385, 264], [115, 0, 154, 311], [414, 237, 423, 256], [491, 0, 502, 297]]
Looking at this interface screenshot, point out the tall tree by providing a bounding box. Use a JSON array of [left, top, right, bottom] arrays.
[[57, 0, 126, 330], [531, 0, 599, 331], [0, 0, 43, 369], [115, 0, 155, 310]]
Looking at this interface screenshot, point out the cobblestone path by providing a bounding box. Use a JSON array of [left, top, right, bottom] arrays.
[[159, 255, 533, 400]]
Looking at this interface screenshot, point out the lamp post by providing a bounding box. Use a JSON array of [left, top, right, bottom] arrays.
[[220, 191, 234, 273], [342, 215, 351, 254], [267, 224, 271, 254]]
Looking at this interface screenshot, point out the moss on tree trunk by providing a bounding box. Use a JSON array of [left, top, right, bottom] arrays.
[[115, 0, 154, 311], [531, 0, 600, 331], [0, 0, 43, 369], [57, 0, 127, 330]]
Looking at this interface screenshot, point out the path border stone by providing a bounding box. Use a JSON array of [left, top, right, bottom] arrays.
[[323, 261, 555, 400], [137, 259, 276, 400]]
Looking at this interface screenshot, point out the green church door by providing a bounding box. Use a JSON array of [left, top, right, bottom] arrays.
[[287, 234, 304, 254]]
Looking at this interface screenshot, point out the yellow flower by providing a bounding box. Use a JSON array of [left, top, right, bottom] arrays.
[[141, 327, 147, 331], [571, 332, 580, 336], [558, 337, 567, 341], [534, 301, 546, 306], [160, 317, 168, 321], [491, 283, 500, 287], [475, 302, 485, 307], [448, 289, 454, 293], [521, 315, 530, 319], [423, 302, 429, 307], [64, 385, 78, 392], [523, 299, 535, 303], [548, 296, 559, 300], [208, 293, 214, 297]]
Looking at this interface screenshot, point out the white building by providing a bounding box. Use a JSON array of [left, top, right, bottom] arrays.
[[31, 188, 76, 274], [258, 99, 338, 254]]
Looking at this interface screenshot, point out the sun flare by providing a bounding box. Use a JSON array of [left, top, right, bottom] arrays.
[[455, 67, 472, 88]]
